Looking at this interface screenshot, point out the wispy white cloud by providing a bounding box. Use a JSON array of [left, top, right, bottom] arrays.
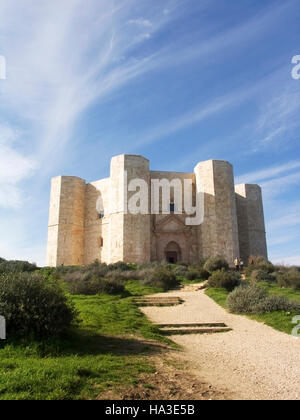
[[235, 160, 300, 184], [254, 88, 300, 148], [129, 18, 153, 27], [0, 0, 183, 193], [271, 254, 300, 266], [0, 125, 36, 208], [260, 172, 300, 200], [268, 210, 300, 230]]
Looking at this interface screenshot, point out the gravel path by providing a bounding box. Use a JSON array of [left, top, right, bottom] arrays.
[[141, 286, 300, 400]]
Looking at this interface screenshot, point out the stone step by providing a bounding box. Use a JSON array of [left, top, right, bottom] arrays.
[[132, 297, 183, 307], [133, 297, 181, 302], [159, 326, 232, 335], [156, 322, 227, 328]]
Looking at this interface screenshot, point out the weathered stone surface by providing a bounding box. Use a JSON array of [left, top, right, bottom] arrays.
[[235, 184, 268, 263], [46, 154, 268, 266]]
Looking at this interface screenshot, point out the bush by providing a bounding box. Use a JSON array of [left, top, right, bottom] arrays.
[[136, 262, 160, 270], [64, 271, 125, 295], [142, 267, 179, 291], [227, 284, 268, 314], [252, 295, 300, 314], [0, 273, 78, 339], [0, 260, 37, 274], [208, 269, 241, 291], [250, 269, 276, 283], [86, 262, 109, 277], [227, 283, 300, 314], [100, 278, 125, 295], [246, 256, 275, 276], [186, 267, 210, 281], [173, 265, 188, 277], [107, 262, 131, 272], [276, 271, 300, 291], [105, 270, 140, 281], [204, 256, 229, 273]]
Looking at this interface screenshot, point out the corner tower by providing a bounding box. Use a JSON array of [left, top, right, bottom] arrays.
[[109, 154, 151, 263], [46, 176, 86, 267], [194, 160, 240, 264], [235, 184, 267, 262]]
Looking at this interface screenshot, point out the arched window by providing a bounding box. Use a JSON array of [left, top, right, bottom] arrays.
[[170, 202, 175, 213]]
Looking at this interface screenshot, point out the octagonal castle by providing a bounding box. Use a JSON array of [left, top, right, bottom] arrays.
[[46, 154, 268, 267]]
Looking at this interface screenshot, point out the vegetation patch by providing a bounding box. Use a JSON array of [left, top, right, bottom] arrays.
[[0, 281, 171, 400]]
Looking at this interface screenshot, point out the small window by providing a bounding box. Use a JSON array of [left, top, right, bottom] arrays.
[[170, 203, 175, 213], [100, 237, 104, 247]]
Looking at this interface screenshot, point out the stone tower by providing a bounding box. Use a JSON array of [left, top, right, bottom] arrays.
[[46, 154, 268, 266]]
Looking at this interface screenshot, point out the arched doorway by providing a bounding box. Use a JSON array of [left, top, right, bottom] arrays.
[[165, 241, 181, 264]]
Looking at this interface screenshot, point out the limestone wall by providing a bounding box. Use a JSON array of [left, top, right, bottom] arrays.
[[235, 184, 268, 263], [47, 154, 267, 267], [122, 155, 151, 263], [47, 176, 86, 266], [83, 178, 110, 264], [194, 160, 240, 265]]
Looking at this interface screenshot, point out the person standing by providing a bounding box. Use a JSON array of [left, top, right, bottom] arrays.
[[240, 259, 244, 272], [234, 257, 240, 271]]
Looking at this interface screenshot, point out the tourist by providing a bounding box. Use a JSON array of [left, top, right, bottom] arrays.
[[234, 257, 240, 271], [240, 259, 244, 271]]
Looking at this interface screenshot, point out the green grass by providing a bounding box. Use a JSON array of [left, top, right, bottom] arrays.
[[178, 276, 206, 285], [0, 281, 170, 400], [125, 279, 163, 296], [205, 287, 228, 308], [258, 282, 300, 303], [205, 284, 300, 335]]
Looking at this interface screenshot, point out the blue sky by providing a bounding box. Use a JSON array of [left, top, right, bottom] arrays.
[[0, 0, 300, 266]]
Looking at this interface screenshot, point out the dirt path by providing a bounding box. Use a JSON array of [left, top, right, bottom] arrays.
[[141, 285, 300, 400]]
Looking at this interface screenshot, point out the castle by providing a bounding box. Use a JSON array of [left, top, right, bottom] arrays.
[[46, 154, 268, 267]]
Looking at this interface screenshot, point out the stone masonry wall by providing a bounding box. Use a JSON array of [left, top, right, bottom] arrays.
[[235, 184, 268, 263], [47, 154, 268, 267]]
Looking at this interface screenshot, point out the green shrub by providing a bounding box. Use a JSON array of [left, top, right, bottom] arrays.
[[197, 258, 209, 268], [186, 267, 210, 281], [246, 256, 275, 276], [208, 269, 241, 291], [38, 267, 57, 280], [0, 273, 77, 339], [64, 271, 125, 295], [136, 262, 160, 270], [204, 256, 229, 273], [107, 262, 131, 272], [105, 270, 140, 281], [86, 262, 109, 277], [227, 283, 300, 315], [0, 260, 37, 274], [173, 265, 188, 277], [276, 271, 300, 290], [227, 284, 267, 314], [142, 267, 179, 291], [100, 278, 125, 295], [252, 295, 300, 314], [250, 269, 276, 283]]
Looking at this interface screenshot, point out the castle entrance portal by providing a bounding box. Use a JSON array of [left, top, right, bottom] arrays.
[[165, 242, 181, 264]]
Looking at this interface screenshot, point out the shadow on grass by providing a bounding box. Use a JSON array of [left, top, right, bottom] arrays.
[[0, 329, 170, 359]]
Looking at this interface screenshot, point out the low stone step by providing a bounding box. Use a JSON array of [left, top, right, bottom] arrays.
[[156, 322, 227, 328], [132, 297, 183, 307], [160, 326, 232, 335], [134, 296, 181, 300]]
